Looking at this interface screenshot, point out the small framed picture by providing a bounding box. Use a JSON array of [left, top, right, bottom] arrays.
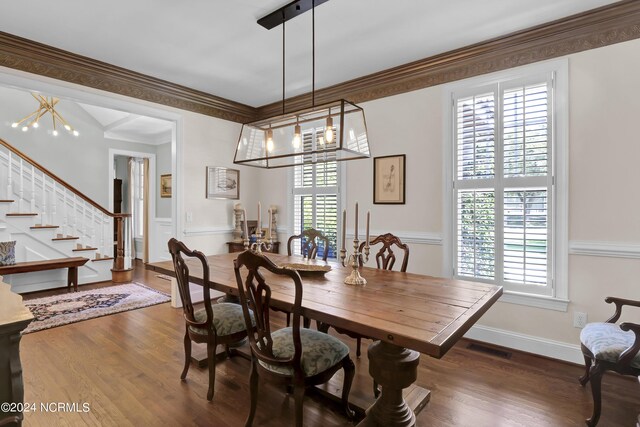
[[160, 174, 172, 198], [373, 154, 405, 204], [206, 167, 239, 199]]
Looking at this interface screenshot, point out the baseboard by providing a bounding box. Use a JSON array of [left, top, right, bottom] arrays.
[[464, 324, 583, 365]]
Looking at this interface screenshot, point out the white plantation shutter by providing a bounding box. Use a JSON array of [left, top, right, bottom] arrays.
[[453, 74, 554, 295], [291, 129, 340, 259]]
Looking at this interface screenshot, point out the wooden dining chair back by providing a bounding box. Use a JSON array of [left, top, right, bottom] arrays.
[[234, 250, 355, 427], [579, 296, 640, 426], [358, 232, 410, 273], [287, 228, 330, 261], [168, 238, 250, 401]]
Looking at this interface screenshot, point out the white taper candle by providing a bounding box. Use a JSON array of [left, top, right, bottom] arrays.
[[354, 202, 359, 240], [341, 209, 346, 249]]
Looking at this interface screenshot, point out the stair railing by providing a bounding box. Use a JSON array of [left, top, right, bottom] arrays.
[[0, 138, 132, 281]]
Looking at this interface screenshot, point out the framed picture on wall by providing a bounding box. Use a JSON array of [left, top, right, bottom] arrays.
[[373, 154, 405, 204], [160, 174, 172, 198], [206, 166, 239, 199]]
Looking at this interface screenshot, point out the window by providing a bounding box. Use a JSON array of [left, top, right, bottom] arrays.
[[132, 158, 145, 238], [290, 128, 341, 259], [445, 61, 568, 308]]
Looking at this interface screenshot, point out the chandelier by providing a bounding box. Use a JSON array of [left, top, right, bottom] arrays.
[[234, 0, 370, 169], [12, 93, 79, 137]]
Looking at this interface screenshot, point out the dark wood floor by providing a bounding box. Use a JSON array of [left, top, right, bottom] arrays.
[[19, 261, 639, 426]]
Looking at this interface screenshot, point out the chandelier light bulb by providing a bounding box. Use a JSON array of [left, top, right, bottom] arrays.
[[64, 124, 71, 131], [73, 130, 79, 137], [11, 122, 18, 128], [266, 129, 274, 153], [32, 122, 39, 128], [21, 126, 28, 132], [325, 116, 334, 143], [52, 130, 59, 136], [292, 124, 301, 148]]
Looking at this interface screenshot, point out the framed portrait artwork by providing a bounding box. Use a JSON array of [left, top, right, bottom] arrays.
[[373, 154, 405, 204], [160, 174, 172, 198], [206, 166, 240, 199]]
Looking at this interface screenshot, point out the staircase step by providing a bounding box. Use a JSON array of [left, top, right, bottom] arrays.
[[52, 236, 80, 241], [73, 246, 98, 252], [30, 225, 60, 229], [6, 213, 38, 217], [0, 200, 14, 203]]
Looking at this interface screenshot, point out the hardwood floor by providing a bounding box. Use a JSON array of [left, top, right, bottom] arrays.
[[18, 261, 639, 426]]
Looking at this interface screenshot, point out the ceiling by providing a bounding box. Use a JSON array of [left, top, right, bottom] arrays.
[[0, 0, 619, 107]]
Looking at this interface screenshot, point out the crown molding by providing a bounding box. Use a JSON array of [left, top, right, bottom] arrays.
[[0, 1, 639, 123], [0, 31, 256, 123], [256, 0, 640, 118]]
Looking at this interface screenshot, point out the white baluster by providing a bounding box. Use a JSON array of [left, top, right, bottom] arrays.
[[91, 209, 96, 252], [41, 171, 47, 225], [73, 194, 78, 238], [7, 151, 12, 203], [62, 189, 68, 237], [19, 159, 24, 212], [100, 214, 105, 258], [82, 202, 87, 240], [51, 181, 57, 228], [108, 216, 113, 257], [30, 165, 36, 212]]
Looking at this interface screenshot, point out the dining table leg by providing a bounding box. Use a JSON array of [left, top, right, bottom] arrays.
[[358, 340, 422, 427]]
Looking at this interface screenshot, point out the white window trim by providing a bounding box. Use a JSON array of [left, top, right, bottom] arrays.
[[286, 162, 347, 254], [442, 58, 569, 312]]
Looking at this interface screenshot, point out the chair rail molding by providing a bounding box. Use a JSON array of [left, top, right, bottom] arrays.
[[182, 226, 234, 237], [346, 230, 442, 246], [569, 240, 640, 259]]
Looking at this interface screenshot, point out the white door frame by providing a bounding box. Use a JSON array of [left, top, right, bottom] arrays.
[[109, 149, 156, 263]]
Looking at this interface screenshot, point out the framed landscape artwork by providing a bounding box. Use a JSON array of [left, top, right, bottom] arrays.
[[373, 154, 405, 204], [160, 174, 172, 198], [206, 166, 239, 199]]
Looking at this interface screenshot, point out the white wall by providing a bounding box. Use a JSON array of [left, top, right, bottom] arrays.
[[258, 38, 640, 360]]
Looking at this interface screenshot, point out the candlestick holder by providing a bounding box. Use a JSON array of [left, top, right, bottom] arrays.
[[248, 232, 274, 254], [340, 237, 370, 285]]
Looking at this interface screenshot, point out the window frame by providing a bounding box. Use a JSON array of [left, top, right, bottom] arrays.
[[442, 59, 569, 311], [287, 129, 346, 260]]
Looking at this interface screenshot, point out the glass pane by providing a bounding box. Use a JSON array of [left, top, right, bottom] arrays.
[[503, 189, 548, 285]]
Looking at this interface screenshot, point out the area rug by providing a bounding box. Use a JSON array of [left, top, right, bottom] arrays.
[[23, 283, 170, 334]]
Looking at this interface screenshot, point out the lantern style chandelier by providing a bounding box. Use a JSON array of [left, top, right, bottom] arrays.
[[12, 93, 79, 137], [234, 0, 370, 169]]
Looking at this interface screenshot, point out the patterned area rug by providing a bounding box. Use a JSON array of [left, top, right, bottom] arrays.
[[23, 283, 170, 334]]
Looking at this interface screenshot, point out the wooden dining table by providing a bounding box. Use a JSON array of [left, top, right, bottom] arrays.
[[147, 252, 502, 427]]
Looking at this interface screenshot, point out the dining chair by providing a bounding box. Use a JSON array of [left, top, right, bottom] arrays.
[[168, 238, 253, 401], [281, 227, 330, 327], [287, 228, 330, 261], [579, 296, 640, 426], [233, 250, 355, 427]]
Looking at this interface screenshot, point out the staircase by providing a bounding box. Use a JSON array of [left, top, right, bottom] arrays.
[[0, 138, 132, 293]]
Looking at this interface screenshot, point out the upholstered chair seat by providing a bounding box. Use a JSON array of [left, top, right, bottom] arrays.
[[580, 322, 640, 368], [190, 303, 255, 336], [259, 327, 350, 376], [579, 296, 640, 426]]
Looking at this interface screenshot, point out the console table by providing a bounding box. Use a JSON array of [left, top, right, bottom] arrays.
[[0, 280, 34, 427]]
